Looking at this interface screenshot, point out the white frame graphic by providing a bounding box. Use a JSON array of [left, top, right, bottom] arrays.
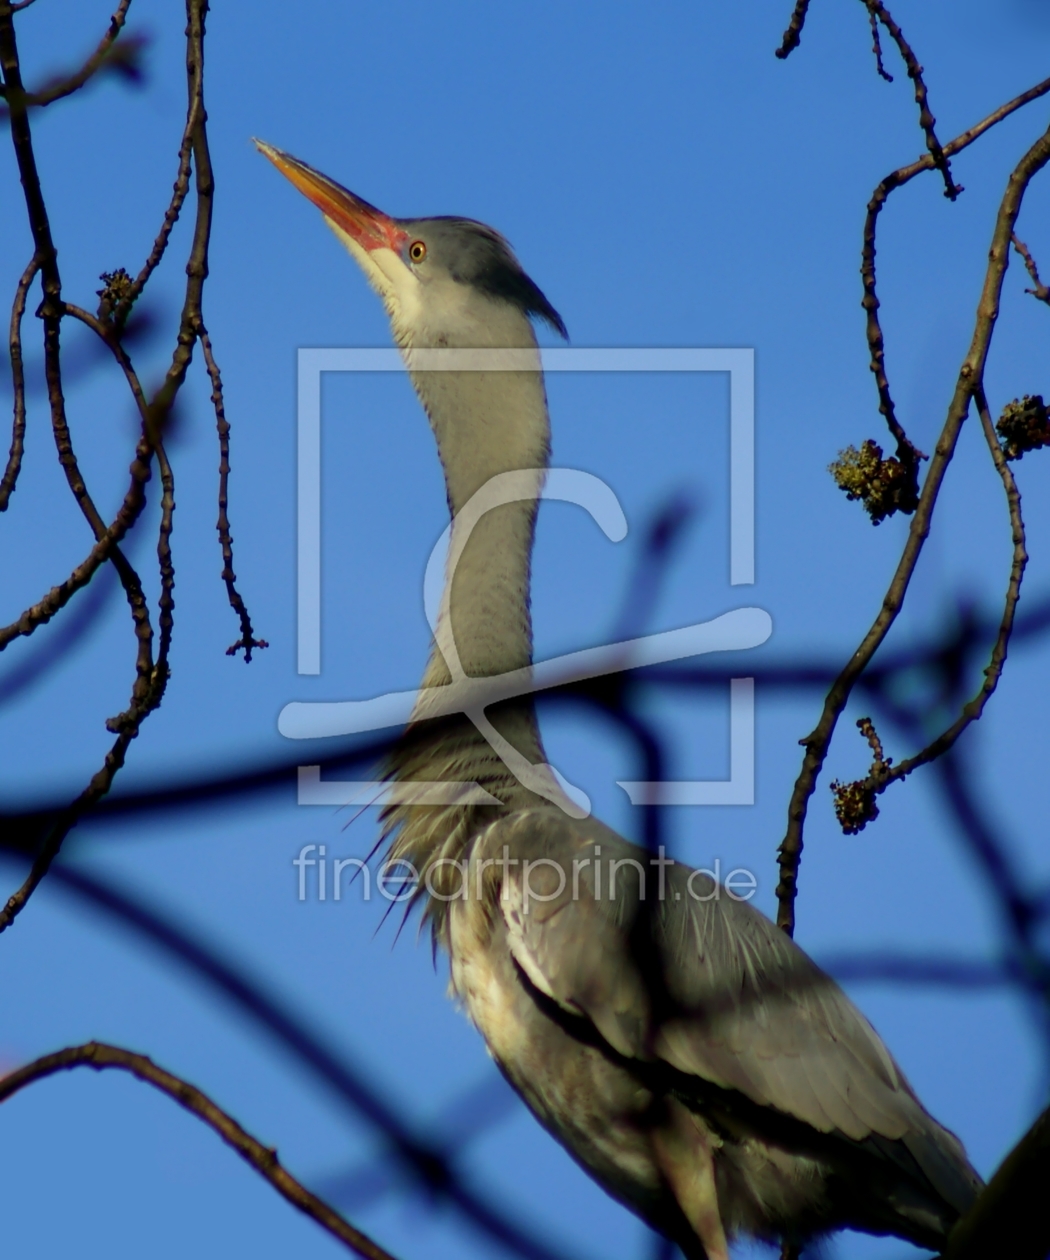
[[287, 347, 765, 808]]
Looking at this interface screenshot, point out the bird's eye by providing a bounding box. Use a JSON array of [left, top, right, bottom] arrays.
[[409, 240, 427, 263]]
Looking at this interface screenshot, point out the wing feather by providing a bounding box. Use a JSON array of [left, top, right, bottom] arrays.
[[476, 805, 975, 1197]]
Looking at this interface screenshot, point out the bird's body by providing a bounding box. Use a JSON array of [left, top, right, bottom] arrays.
[[258, 141, 982, 1257]]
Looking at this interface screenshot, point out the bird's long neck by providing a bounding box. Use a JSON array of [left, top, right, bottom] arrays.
[[423, 360, 549, 685], [382, 340, 555, 915]]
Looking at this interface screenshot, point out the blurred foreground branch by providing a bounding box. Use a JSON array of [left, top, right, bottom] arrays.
[[0, 1041, 400, 1260]]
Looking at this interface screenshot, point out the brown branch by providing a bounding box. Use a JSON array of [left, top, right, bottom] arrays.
[[0, 729, 140, 930], [0, 1042, 400, 1260], [776, 116, 1050, 936], [61, 300, 177, 703], [112, 91, 200, 330], [154, 440, 176, 673], [829, 386, 1027, 827], [862, 1, 962, 199], [867, 7, 892, 82], [775, 0, 811, 59], [855, 75, 1050, 487], [0, 434, 153, 652], [943, 1104, 1050, 1260], [6, 0, 137, 108], [0, 301, 161, 654], [0, 4, 174, 931], [0, 16, 156, 676], [200, 326, 267, 661], [0, 252, 38, 510], [149, 0, 211, 425], [1011, 232, 1050, 305]]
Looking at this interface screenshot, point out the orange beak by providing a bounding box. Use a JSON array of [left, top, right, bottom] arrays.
[[254, 139, 407, 253]]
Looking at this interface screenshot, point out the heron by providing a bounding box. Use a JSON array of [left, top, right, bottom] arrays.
[[257, 140, 982, 1259]]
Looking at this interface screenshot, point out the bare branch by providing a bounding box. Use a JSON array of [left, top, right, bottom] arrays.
[[943, 1104, 1050, 1260], [0, 252, 38, 510], [828, 387, 1027, 825], [774, 0, 811, 59], [776, 115, 1050, 936], [0, 1042, 401, 1260], [867, 7, 892, 82], [4, 1, 140, 109], [199, 325, 267, 661], [862, 1, 962, 199], [1011, 232, 1050, 305], [847, 72, 1050, 498], [112, 92, 200, 329], [0, 435, 152, 652]]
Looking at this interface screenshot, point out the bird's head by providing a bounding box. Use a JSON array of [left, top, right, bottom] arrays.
[[254, 140, 566, 348]]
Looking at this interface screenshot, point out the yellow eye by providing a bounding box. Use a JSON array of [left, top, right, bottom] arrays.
[[409, 240, 427, 263]]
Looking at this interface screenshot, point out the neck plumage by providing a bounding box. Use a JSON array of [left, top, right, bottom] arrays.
[[382, 337, 555, 916]]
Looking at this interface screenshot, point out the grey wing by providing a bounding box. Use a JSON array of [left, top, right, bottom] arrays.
[[477, 807, 981, 1216]]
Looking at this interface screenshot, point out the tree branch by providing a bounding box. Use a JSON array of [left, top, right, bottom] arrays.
[[829, 384, 1027, 827], [1011, 232, 1050, 305], [776, 114, 1050, 935], [0, 0, 140, 109], [0, 252, 38, 510], [199, 325, 267, 660], [861, 0, 961, 199], [774, 0, 811, 59], [943, 1104, 1050, 1260], [0, 1041, 400, 1260]]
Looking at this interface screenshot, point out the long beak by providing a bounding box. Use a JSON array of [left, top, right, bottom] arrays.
[[254, 139, 406, 253]]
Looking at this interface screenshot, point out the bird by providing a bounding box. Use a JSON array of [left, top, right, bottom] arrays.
[[256, 139, 983, 1259]]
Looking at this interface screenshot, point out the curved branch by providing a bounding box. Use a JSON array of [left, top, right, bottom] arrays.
[[113, 90, 200, 329], [0, 1041, 400, 1260], [199, 325, 267, 660], [835, 385, 1027, 815], [18, 0, 135, 108], [862, 0, 961, 199], [0, 304, 155, 655], [856, 75, 1050, 510], [774, 0, 811, 59], [1012, 233, 1050, 306], [776, 115, 1050, 936], [0, 253, 38, 511]]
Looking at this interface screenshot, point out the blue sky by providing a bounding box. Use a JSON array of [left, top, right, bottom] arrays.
[[1, 3, 1049, 1258]]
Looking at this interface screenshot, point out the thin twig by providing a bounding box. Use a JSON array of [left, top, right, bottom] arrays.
[[0, 3, 162, 931], [113, 91, 200, 329], [776, 116, 1050, 936], [772, 77, 1050, 931], [200, 325, 267, 660], [775, 0, 811, 60], [854, 77, 1050, 517], [149, 0, 211, 423], [0, 302, 157, 654], [155, 441, 176, 673], [11, 0, 135, 108], [0, 436, 153, 652], [834, 385, 1027, 807], [0, 1042, 400, 1260], [868, 7, 892, 81], [0, 252, 38, 510], [0, 6, 155, 718], [862, 1, 962, 199], [61, 301, 177, 706], [0, 725, 143, 932], [1011, 233, 1050, 305]]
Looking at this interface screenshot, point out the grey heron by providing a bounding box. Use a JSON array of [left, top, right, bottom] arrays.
[[257, 140, 982, 1259]]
